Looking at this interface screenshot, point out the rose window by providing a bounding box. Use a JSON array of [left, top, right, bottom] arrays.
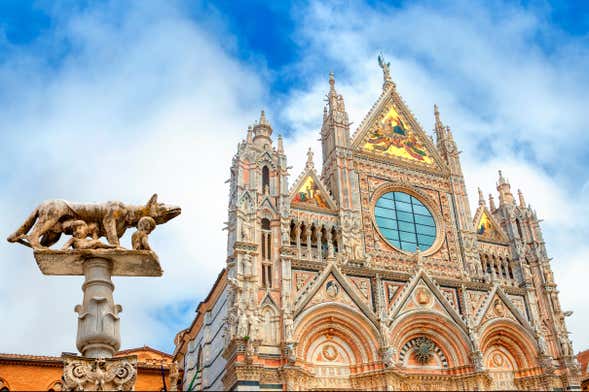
[[374, 191, 436, 252]]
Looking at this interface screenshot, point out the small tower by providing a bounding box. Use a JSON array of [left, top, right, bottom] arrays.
[[225, 110, 288, 347], [320, 72, 360, 212], [490, 171, 574, 367], [433, 105, 478, 276]]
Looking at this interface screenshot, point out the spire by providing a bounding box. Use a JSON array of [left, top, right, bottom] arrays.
[[434, 104, 446, 143], [252, 110, 273, 145], [306, 148, 314, 169], [518, 189, 526, 209], [489, 193, 496, 211], [378, 53, 395, 90], [259, 110, 269, 126], [496, 170, 514, 206], [478, 188, 485, 206], [246, 125, 253, 144], [445, 125, 454, 142], [277, 134, 284, 154]]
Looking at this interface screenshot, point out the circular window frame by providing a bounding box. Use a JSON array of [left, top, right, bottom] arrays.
[[370, 183, 445, 257]]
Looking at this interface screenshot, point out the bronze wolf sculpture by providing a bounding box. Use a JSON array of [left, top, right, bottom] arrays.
[[7, 194, 181, 249]]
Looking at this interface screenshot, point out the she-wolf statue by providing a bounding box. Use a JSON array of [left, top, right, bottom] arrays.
[[7, 194, 181, 249]]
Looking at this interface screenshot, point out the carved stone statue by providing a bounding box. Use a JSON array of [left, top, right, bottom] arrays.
[[61, 220, 116, 250], [7, 194, 180, 249], [284, 315, 294, 342], [535, 328, 547, 354], [237, 311, 249, 338], [131, 216, 156, 251], [240, 254, 253, 277], [9, 195, 181, 391], [560, 334, 573, 357]]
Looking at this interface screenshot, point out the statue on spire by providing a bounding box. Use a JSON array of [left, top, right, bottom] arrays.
[[325, 72, 348, 126], [378, 53, 394, 89], [306, 148, 314, 169]]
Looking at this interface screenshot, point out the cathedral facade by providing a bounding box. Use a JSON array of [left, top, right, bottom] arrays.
[[173, 62, 581, 391]]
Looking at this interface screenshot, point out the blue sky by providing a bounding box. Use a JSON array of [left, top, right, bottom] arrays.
[[1, 0, 588, 356]]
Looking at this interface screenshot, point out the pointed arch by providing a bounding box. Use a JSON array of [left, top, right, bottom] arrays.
[[262, 165, 270, 191]]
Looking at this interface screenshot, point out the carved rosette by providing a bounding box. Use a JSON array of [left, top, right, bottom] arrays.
[[62, 354, 137, 391]]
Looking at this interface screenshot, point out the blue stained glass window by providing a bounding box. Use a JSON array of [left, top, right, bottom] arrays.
[[374, 191, 437, 252]]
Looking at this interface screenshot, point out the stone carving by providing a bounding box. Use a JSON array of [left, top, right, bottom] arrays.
[[559, 333, 573, 357], [378, 53, 392, 83], [239, 254, 253, 277], [284, 314, 294, 343], [131, 216, 156, 251], [493, 299, 506, 317], [284, 342, 297, 363], [325, 280, 339, 299], [382, 347, 395, 368], [341, 212, 364, 260], [61, 220, 116, 250], [8, 196, 180, 391], [7, 194, 180, 249], [413, 337, 435, 364], [471, 350, 484, 372], [62, 354, 137, 391], [534, 328, 548, 355]]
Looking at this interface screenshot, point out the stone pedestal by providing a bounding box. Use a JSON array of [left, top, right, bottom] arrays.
[[62, 353, 137, 391], [33, 249, 163, 390]]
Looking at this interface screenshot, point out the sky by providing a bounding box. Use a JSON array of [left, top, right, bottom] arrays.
[[0, 0, 588, 357]]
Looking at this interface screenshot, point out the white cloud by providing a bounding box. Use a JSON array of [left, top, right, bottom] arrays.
[[0, 2, 266, 354]]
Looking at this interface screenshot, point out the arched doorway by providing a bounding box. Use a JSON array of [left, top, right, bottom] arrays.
[[292, 303, 381, 390], [389, 311, 472, 370], [480, 320, 542, 391]]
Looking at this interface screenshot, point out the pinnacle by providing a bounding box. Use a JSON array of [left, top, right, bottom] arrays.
[[259, 110, 269, 126], [478, 188, 485, 206]]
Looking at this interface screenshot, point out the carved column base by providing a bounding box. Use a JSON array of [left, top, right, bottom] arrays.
[[76, 257, 121, 358], [62, 353, 137, 391]]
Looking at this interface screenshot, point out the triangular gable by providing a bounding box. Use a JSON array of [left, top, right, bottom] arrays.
[[475, 285, 530, 329], [465, 289, 489, 323], [256, 151, 277, 169], [351, 86, 448, 172], [388, 269, 467, 332], [473, 206, 509, 243], [259, 292, 279, 312], [289, 162, 337, 212], [294, 264, 378, 327], [259, 195, 278, 214], [383, 281, 405, 311]]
